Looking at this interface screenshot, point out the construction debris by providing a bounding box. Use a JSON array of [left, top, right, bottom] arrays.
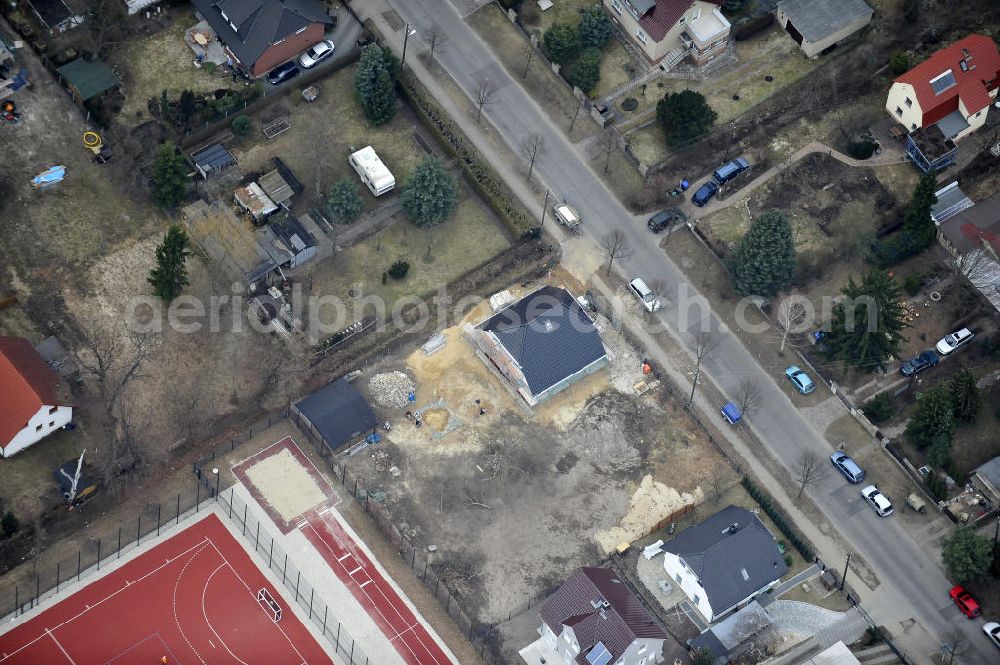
[[369, 371, 415, 408]]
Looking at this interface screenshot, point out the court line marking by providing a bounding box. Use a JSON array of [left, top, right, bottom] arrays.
[[100, 632, 176, 665], [202, 563, 251, 665], [172, 543, 211, 665], [46, 629, 76, 665]]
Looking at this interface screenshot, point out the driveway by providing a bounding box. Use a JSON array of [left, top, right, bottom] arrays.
[[363, 1, 997, 662], [261, 8, 363, 89]]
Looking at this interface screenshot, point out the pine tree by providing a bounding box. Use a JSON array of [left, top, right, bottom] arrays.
[[148, 225, 191, 302], [151, 143, 189, 210], [400, 157, 458, 228], [825, 270, 907, 372], [543, 24, 581, 65], [326, 179, 363, 224], [950, 367, 980, 424], [570, 47, 602, 93], [656, 89, 718, 148], [727, 210, 796, 297], [579, 5, 613, 48], [941, 527, 993, 585], [905, 383, 954, 451], [354, 46, 397, 126]]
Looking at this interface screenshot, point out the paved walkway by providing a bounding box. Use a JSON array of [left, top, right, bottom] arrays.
[[766, 600, 867, 647], [771, 564, 823, 598]]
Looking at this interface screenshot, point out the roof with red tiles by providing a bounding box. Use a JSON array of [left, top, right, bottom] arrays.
[[0, 336, 70, 448], [637, 0, 723, 43]]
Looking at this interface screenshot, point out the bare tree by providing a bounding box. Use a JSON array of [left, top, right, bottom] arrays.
[[939, 628, 970, 665], [736, 380, 762, 418], [648, 279, 670, 307], [794, 451, 829, 499], [687, 332, 717, 408], [424, 23, 448, 66], [463, 485, 493, 510], [947, 249, 997, 315], [775, 297, 808, 355], [521, 39, 535, 79], [475, 78, 495, 123], [600, 230, 633, 276], [597, 130, 617, 174], [521, 134, 546, 180], [85, 0, 128, 58]]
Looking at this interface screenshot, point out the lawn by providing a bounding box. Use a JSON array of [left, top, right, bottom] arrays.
[[109, 6, 243, 123]]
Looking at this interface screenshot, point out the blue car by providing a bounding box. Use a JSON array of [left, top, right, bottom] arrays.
[[692, 181, 719, 207], [900, 350, 939, 377], [785, 366, 815, 394]]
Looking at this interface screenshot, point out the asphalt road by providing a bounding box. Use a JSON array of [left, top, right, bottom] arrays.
[[384, 1, 996, 661]]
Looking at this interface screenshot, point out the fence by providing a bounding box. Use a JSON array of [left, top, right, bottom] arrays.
[[192, 407, 290, 489]]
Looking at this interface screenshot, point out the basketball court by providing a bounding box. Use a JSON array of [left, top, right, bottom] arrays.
[[0, 514, 332, 665]]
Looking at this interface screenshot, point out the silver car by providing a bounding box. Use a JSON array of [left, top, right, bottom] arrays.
[[298, 40, 335, 68]]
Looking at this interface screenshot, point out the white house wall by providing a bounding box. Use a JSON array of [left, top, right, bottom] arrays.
[[886, 82, 922, 131], [662, 551, 715, 621], [2, 405, 72, 457], [954, 95, 993, 141]]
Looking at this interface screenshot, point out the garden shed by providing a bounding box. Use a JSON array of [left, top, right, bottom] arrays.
[[56, 58, 118, 103]]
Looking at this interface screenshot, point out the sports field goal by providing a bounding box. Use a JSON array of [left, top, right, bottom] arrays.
[[257, 588, 282, 622]]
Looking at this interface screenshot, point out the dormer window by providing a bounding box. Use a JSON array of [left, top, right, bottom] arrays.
[[905, 97, 912, 107]]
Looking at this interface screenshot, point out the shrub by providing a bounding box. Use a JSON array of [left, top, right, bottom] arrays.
[[864, 392, 895, 424], [569, 47, 601, 94], [230, 114, 253, 136], [387, 260, 410, 280], [925, 473, 947, 502], [543, 23, 581, 65], [733, 13, 774, 41], [621, 97, 638, 112], [201, 61, 217, 75], [901, 273, 922, 296], [400, 157, 458, 227], [1, 511, 18, 538], [326, 179, 364, 224], [656, 89, 717, 149], [888, 51, 910, 76], [579, 5, 613, 48], [741, 477, 814, 561], [846, 139, 876, 160]]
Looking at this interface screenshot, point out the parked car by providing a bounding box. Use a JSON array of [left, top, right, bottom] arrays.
[[950, 586, 981, 618], [692, 181, 719, 207], [984, 622, 1000, 648], [267, 61, 300, 85], [784, 366, 815, 394], [900, 350, 939, 376], [628, 278, 660, 313], [935, 328, 974, 355], [647, 207, 685, 233], [830, 452, 865, 484], [299, 40, 335, 68], [713, 157, 751, 185], [861, 485, 893, 517]]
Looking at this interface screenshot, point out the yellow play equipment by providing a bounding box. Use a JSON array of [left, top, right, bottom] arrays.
[[82, 131, 112, 163]]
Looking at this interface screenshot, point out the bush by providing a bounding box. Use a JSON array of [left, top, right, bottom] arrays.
[[579, 5, 613, 48], [656, 89, 717, 149], [888, 51, 910, 76], [733, 13, 774, 41], [230, 114, 253, 136], [543, 23, 581, 65], [864, 392, 895, 424], [1, 511, 18, 538], [846, 139, 876, 160], [400, 157, 458, 227], [621, 97, 638, 112], [387, 260, 410, 280], [326, 179, 363, 224], [741, 477, 814, 561], [569, 47, 601, 94], [201, 61, 217, 75], [925, 472, 947, 502], [901, 273, 923, 296]]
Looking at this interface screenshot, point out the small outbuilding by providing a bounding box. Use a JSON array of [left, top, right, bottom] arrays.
[[55, 58, 118, 103], [191, 143, 238, 178], [292, 377, 378, 453], [775, 0, 873, 58]]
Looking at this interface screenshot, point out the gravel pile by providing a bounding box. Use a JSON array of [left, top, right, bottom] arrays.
[[369, 371, 415, 408]]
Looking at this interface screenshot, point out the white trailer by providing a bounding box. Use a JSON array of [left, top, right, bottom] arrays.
[[349, 146, 395, 196]]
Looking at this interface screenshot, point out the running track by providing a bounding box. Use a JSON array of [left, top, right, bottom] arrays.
[[0, 515, 332, 665], [302, 510, 453, 665]]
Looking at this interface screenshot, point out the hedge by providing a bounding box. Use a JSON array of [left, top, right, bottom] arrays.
[[396, 74, 539, 240], [741, 477, 815, 561]]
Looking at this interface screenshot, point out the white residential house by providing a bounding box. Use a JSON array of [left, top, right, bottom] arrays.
[[661, 505, 788, 623], [0, 336, 73, 457], [603, 0, 730, 69]]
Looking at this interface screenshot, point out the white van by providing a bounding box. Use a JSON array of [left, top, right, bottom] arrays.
[[349, 146, 395, 196], [628, 278, 660, 312]]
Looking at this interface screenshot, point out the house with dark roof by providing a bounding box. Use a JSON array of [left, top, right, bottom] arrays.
[[192, 0, 333, 78], [473, 286, 608, 407], [521, 567, 669, 665], [661, 505, 787, 623], [292, 377, 377, 453], [886, 34, 1000, 145], [603, 0, 730, 68], [775, 0, 872, 59], [0, 336, 73, 457], [935, 190, 1000, 313]]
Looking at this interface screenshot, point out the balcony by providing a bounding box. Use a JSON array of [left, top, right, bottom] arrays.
[[686, 7, 731, 51]]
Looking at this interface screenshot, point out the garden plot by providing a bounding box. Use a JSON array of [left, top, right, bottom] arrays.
[[339, 283, 732, 624]]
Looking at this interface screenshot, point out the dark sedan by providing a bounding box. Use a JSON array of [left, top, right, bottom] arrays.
[[267, 61, 300, 85], [900, 350, 939, 376]]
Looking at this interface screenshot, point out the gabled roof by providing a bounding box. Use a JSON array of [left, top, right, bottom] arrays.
[[662, 505, 788, 613], [192, 143, 237, 177], [776, 0, 872, 43], [895, 34, 1000, 127], [540, 568, 667, 665], [938, 190, 1000, 255], [295, 377, 377, 451], [56, 58, 118, 101], [931, 182, 974, 224], [478, 286, 607, 397], [192, 0, 333, 67], [639, 0, 724, 43], [0, 337, 71, 448]]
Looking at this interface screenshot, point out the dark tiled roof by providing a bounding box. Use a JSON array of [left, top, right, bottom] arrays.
[[662, 506, 787, 614], [479, 286, 606, 397], [193, 0, 332, 67], [639, 0, 723, 43], [540, 568, 667, 664], [295, 378, 377, 451], [192, 143, 237, 174]]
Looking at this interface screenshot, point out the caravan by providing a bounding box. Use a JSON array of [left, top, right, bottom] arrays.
[[349, 146, 395, 196]]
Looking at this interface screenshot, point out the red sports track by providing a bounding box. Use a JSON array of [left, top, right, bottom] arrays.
[[0, 514, 332, 665], [302, 510, 453, 665]]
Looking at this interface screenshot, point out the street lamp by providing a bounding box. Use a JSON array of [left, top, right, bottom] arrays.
[[212, 467, 219, 501], [401, 24, 417, 66]]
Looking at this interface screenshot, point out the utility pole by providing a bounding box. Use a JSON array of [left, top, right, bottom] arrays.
[[540, 190, 550, 227], [839, 552, 852, 592], [401, 24, 416, 65], [569, 103, 583, 133]]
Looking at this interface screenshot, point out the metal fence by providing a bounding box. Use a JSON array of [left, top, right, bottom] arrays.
[[193, 407, 290, 489]]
